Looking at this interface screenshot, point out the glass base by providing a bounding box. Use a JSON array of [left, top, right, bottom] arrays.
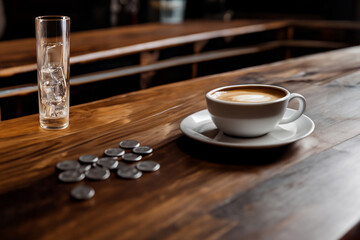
[[40, 123, 68, 130], [40, 117, 69, 130]]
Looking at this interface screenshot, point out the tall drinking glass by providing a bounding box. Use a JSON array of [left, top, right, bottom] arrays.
[[159, 0, 186, 24], [35, 16, 70, 129]]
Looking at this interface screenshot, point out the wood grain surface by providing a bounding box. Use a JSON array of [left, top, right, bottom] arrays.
[[2, 46, 360, 239], [0, 19, 356, 78], [0, 19, 354, 106], [0, 19, 285, 77]]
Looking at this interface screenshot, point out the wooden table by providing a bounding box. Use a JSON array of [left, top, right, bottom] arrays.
[[2, 45, 360, 240]]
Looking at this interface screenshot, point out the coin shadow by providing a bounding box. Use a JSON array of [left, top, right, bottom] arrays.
[[177, 135, 292, 166]]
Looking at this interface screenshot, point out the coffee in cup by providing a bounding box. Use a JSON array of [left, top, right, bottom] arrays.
[[206, 84, 306, 137], [211, 86, 286, 103]]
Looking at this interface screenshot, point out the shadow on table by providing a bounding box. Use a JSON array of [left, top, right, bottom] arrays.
[[177, 135, 293, 166]]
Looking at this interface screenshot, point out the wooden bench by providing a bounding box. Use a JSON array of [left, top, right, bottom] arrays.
[[0, 19, 358, 119]]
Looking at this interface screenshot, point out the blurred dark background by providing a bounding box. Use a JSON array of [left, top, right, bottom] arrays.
[[0, 0, 359, 41]]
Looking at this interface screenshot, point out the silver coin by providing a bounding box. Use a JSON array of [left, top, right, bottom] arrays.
[[71, 185, 95, 200], [97, 157, 119, 169], [59, 170, 85, 183], [136, 161, 160, 172], [85, 167, 111, 180], [78, 164, 92, 173], [116, 161, 129, 169], [117, 166, 142, 179], [104, 148, 125, 157], [120, 140, 140, 149], [122, 153, 142, 162], [79, 154, 98, 164], [133, 146, 153, 155], [56, 160, 80, 171]]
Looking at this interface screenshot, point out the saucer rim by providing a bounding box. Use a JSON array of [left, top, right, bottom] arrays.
[[180, 109, 315, 149]]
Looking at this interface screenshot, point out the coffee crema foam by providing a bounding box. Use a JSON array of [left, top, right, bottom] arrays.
[[212, 87, 285, 103]]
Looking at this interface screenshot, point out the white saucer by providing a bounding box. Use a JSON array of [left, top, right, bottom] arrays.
[[180, 109, 315, 149]]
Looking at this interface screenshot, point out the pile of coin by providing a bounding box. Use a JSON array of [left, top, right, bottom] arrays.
[[56, 140, 160, 200]]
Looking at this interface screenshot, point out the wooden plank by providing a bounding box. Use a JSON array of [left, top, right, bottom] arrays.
[[285, 26, 294, 58], [211, 134, 360, 240], [69, 20, 290, 65], [293, 19, 360, 30], [0, 84, 37, 98], [139, 50, 159, 89], [192, 40, 209, 78], [0, 19, 358, 78], [0, 20, 288, 77], [0, 39, 346, 98], [283, 39, 348, 48]]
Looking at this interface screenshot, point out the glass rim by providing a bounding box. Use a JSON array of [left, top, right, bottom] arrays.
[[35, 16, 70, 22]]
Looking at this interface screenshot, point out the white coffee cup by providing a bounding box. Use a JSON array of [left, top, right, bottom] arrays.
[[206, 84, 306, 137]]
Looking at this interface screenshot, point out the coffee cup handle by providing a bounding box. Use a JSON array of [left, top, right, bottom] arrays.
[[279, 93, 306, 124]]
